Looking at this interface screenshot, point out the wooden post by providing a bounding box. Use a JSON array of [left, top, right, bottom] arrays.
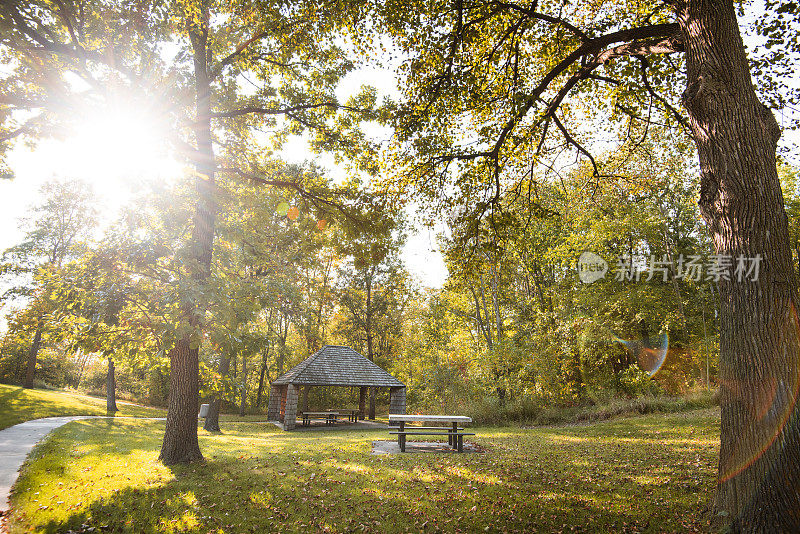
[[368, 387, 376, 420], [359, 386, 367, 420], [302, 386, 310, 413]]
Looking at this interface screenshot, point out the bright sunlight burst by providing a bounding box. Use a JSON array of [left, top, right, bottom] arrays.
[[0, 106, 183, 252], [59, 107, 180, 187], [14, 105, 182, 217]]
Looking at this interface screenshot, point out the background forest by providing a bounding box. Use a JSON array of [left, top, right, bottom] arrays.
[[4, 141, 793, 424]]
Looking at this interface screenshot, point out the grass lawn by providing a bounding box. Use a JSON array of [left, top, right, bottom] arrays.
[[0, 384, 166, 430], [8, 408, 719, 533]]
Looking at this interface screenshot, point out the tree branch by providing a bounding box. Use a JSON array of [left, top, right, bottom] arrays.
[[7, 9, 140, 83], [637, 56, 690, 131], [216, 166, 366, 227], [210, 102, 367, 119], [490, 1, 590, 41], [551, 113, 600, 177], [209, 30, 269, 82]]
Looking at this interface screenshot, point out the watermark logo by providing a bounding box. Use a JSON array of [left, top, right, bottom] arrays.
[[576, 252, 762, 283], [578, 252, 609, 283]]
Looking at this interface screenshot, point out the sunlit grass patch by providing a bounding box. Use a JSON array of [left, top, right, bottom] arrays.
[[9, 409, 719, 533], [0, 384, 165, 429]]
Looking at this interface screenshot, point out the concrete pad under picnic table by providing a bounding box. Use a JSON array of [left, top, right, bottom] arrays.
[[371, 440, 481, 454]]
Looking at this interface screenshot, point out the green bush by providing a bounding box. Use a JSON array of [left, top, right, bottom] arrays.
[[618, 365, 663, 397]]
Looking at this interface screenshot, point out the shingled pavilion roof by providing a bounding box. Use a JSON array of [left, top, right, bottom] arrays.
[[272, 345, 405, 387]]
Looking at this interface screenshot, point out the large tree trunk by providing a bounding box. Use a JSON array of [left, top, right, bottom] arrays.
[[160, 12, 216, 464], [203, 354, 230, 432], [23, 323, 42, 389], [678, 2, 800, 530], [159, 339, 203, 464], [106, 357, 118, 413]]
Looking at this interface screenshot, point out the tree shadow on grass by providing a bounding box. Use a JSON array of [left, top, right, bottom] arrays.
[[22, 418, 716, 533], [39, 464, 240, 533], [0, 385, 25, 403], [37, 457, 371, 533], [39, 456, 707, 534]]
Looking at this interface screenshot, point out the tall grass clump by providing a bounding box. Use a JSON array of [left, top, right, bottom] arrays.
[[408, 388, 719, 427]]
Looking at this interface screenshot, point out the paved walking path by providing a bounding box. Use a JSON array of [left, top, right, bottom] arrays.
[[0, 416, 165, 513]]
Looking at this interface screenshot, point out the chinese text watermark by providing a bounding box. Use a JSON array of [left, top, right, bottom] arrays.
[[577, 253, 762, 284]]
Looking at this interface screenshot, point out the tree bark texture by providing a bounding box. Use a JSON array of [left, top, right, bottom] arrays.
[[159, 339, 203, 464], [678, 1, 800, 529], [23, 323, 42, 389], [203, 354, 230, 432], [106, 357, 118, 413]]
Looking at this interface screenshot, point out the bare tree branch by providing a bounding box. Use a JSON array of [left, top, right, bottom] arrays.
[[551, 112, 600, 177], [490, 1, 590, 41], [210, 102, 367, 119], [637, 56, 690, 131]]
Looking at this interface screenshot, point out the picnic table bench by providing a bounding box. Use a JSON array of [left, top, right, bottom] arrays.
[[388, 415, 474, 452], [302, 411, 339, 426], [327, 409, 360, 422]]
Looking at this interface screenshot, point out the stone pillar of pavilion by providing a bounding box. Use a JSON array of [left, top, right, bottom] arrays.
[[389, 386, 406, 415], [266, 384, 283, 420], [283, 384, 301, 430]]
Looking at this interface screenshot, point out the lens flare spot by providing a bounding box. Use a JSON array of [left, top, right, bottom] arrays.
[[612, 333, 669, 376], [287, 206, 299, 221]]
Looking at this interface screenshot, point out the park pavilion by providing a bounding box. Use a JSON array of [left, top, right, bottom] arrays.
[[266, 345, 406, 430]]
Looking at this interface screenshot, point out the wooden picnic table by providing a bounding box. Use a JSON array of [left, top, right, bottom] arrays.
[[388, 415, 474, 452]]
